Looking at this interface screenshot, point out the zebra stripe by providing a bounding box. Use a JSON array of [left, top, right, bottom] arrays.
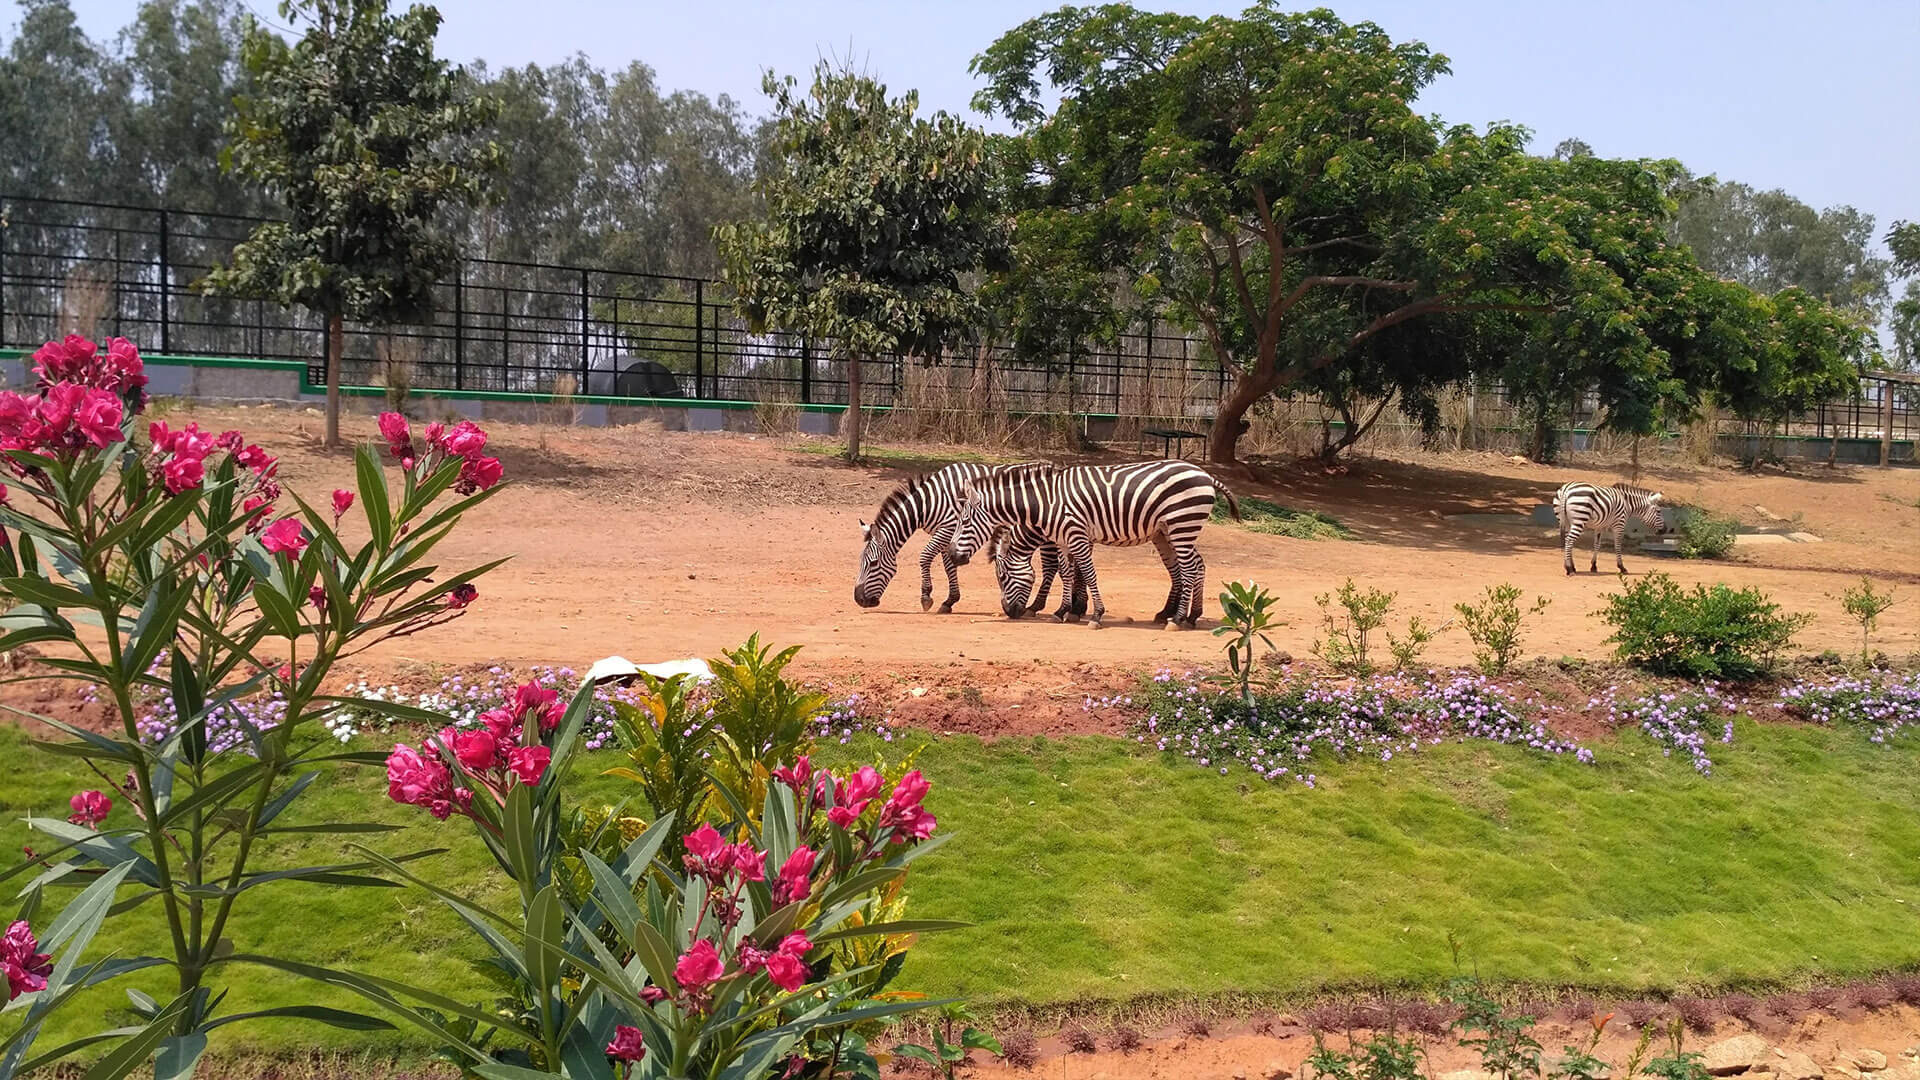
[[951, 460, 1237, 629], [854, 463, 1064, 613], [1553, 481, 1666, 575]]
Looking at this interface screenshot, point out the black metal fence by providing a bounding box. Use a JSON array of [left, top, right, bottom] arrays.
[[1, 193, 1913, 448], [0, 194, 1233, 414]]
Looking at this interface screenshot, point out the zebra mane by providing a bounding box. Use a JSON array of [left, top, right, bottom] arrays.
[[872, 477, 923, 529], [1610, 482, 1661, 501]]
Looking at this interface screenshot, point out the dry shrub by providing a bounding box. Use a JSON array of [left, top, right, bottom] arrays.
[[1887, 974, 1920, 1006], [1620, 999, 1664, 1027], [1183, 1017, 1212, 1039], [1673, 996, 1717, 1034], [1107, 1026, 1143, 1054], [373, 334, 419, 413], [1399, 999, 1455, 1036], [548, 372, 582, 427], [1302, 1001, 1353, 1033], [999, 1030, 1039, 1070], [1804, 986, 1840, 1012], [1848, 980, 1895, 1012], [1062, 1027, 1097, 1054], [1720, 992, 1761, 1023]]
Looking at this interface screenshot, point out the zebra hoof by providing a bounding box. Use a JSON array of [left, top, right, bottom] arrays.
[[1152, 608, 1177, 623], [920, 595, 933, 612], [1089, 618, 1104, 629], [1052, 611, 1070, 623], [1163, 619, 1181, 632], [1179, 617, 1199, 630], [937, 602, 955, 614]]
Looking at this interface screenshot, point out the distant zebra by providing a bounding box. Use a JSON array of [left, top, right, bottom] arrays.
[[854, 464, 1081, 614], [1553, 481, 1666, 575], [951, 460, 1238, 629]]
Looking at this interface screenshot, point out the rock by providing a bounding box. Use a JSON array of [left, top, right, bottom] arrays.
[[1847, 1053, 1889, 1073], [1265, 1062, 1294, 1080], [1234, 1071, 1249, 1080], [1774, 1053, 1825, 1080], [1704, 1035, 1772, 1076]]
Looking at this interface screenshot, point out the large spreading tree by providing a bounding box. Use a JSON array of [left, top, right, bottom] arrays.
[[201, 0, 498, 448], [717, 61, 1006, 462], [971, 3, 1857, 466]]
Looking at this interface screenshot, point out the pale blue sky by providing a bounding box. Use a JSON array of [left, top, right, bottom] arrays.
[[70, 0, 1920, 256]]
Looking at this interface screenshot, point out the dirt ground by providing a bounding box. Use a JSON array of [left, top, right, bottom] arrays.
[[148, 404, 1917, 696]]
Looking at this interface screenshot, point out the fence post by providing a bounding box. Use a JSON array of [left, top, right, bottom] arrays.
[[1882, 377, 1894, 467], [1, 205, 8, 347], [579, 267, 590, 393], [157, 209, 171, 354], [800, 338, 812, 404], [454, 266, 465, 391], [694, 280, 705, 400]]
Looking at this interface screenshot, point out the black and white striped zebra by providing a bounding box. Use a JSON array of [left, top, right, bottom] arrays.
[[950, 460, 1238, 629], [854, 464, 1079, 614], [1553, 481, 1666, 575]]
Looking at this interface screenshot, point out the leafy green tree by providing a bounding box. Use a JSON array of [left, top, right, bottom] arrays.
[[717, 61, 1006, 461], [201, 0, 499, 448], [117, 0, 265, 213], [972, 4, 1756, 467], [0, 0, 132, 203], [1672, 177, 1891, 320], [1889, 221, 1920, 370]]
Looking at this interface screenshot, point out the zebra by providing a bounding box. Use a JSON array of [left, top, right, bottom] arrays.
[[853, 464, 1082, 614], [950, 460, 1238, 629], [1553, 481, 1666, 575]]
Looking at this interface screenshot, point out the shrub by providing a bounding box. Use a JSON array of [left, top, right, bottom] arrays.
[[1215, 580, 1281, 701], [1839, 577, 1898, 666], [1455, 584, 1551, 675], [1313, 579, 1394, 675], [1386, 615, 1446, 672], [1063, 1027, 1097, 1054], [1773, 671, 1919, 743], [0, 335, 507, 1072], [1108, 1026, 1143, 1053], [1600, 573, 1809, 679], [1675, 509, 1738, 559]]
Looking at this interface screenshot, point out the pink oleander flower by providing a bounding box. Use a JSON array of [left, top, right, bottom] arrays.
[[31, 335, 95, 385], [639, 985, 668, 1004], [240, 494, 273, 529], [773, 846, 816, 905], [771, 756, 811, 791], [763, 949, 809, 992], [776, 931, 811, 958], [737, 943, 770, 973], [479, 707, 517, 742], [506, 745, 550, 786], [605, 1025, 646, 1063], [66, 790, 112, 829], [674, 939, 723, 991], [879, 770, 936, 841], [443, 420, 487, 458], [827, 766, 883, 827], [451, 729, 499, 772], [235, 444, 274, 474], [72, 388, 123, 448], [308, 585, 327, 610], [162, 454, 205, 495], [727, 842, 764, 883], [446, 583, 477, 610], [331, 488, 354, 520], [512, 681, 561, 731], [259, 518, 307, 557], [2, 919, 53, 1001], [216, 430, 244, 451], [423, 421, 446, 449], [684, 824, 728, 878], [386, 744, 457, 819], [378, 412, 411, 452], [457, 454, 503, 494]]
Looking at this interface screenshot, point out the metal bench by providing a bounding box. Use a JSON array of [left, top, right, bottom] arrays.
[[1141, 427, 1207, 460]]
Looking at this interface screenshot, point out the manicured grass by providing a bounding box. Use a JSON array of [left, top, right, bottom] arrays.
[[1215, 496, 1351, 539], [4, 718, 1919, 1057]]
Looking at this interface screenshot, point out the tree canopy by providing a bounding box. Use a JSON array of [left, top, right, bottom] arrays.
[[972, 2, 1865, 464], [200, 0, 499, 447], [716, 61, 1007, 461]]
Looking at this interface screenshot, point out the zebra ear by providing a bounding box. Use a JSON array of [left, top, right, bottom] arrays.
[[1649, 493, 1663, 503], [859, 519, 870, 536]]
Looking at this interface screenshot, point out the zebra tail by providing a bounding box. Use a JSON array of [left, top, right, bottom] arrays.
[[1215, 481, 1243, 522]]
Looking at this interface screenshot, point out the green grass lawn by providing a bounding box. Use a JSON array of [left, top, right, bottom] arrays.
[[1214, 496, 1352, 539], [3, 718, 1918, 1056]]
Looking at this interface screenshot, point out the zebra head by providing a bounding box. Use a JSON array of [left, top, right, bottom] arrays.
[[853, 481, 920, 608], [947, 481, 997, 567], [1639, 492, 1667, 533], [988, 526, 1036, 619]]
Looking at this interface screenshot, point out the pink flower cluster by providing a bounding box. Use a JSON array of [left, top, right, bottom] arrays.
[[605, 1024, 645, 1064], [144, 421, 284, 540], [773, 757, 937, 845], [671, 928, 814, 999], [385, 681, 560, 821], [67, 789, 112, 829], [2, 920, 52, 1002], [378, 413, 503, 495], [0, 337, 149, 460]]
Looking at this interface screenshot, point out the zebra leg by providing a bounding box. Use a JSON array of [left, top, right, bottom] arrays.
[[1613, 523, 1628, 575], [1181, 549, 1207, 628], [1150, 533, 1181, 623], [937, 548, 962, 613], [1590, 525, 1601, 573], [916, 537, 943, 611], [1060, 534, 1107, 629], [1030, 544, 1057, 613], [1562, 526, 1577, 575], [1051, 551, 1081, 623]]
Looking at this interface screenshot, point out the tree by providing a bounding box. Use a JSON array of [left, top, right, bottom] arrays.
[[0, 0, 132, 203], [716, 61, 1006, 462], [972, 4, 1747, 467], [1889, 221, 1920, 370], [201, 0, 498, 448], [1672, 178, 1891, 321]]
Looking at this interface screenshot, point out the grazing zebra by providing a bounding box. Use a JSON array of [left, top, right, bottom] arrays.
[[1553, 481, 1666, 575], [951, 460, 1238, 629], [854, 464, 1079, 614]]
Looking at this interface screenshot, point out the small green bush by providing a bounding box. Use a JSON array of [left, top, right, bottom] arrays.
[[1600, 572, 1810, 679], [1675, 509, 1738, 559], [1454, 583, 1550, 675], [1219, 496, 1351, 540]]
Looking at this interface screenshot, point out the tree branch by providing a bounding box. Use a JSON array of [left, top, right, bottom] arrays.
[[1278, 235, 1380, 257], [1274, 276, 1419, 319], [1216, 231, 1263, 337]]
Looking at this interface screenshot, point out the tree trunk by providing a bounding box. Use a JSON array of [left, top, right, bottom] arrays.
[[1208, 369, 1269, 468], [1630, 435, 1641, 482], [1321, 390, 1395, 463], [843, 355, 864, 463], [326, 310, 344, 449]]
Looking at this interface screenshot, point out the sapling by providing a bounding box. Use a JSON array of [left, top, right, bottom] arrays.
[[1313, 579, 1394, 675], [1839, 577, 1897, 667], [1215, 580, 1280, 701], [1455, 584, 1550, 675]]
